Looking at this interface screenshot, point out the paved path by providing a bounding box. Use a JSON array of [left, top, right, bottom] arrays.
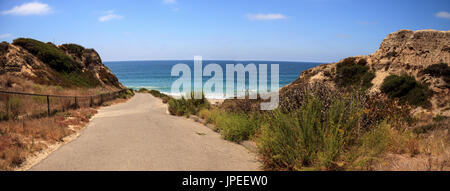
[[31, 93, 260, 171]]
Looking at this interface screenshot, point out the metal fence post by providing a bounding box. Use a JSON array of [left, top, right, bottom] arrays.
[[47, 95, 50, 116], [0, 89, 125, 121]]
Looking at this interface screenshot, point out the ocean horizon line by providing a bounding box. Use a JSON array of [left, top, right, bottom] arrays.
[[104, 59, 329, 64]]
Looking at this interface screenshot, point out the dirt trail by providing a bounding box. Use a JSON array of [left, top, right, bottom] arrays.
[[30, 93, 260, 171]]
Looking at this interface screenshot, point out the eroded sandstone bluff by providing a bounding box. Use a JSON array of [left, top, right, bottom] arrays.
[[282, 29, 450, 115], [0, 38, 123, 89]]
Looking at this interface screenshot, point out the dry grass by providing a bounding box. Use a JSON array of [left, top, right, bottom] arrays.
[[0, 74, 125, 121], [0, 74, 118, 96], [0, 107, 97, 171], [0, 71, 132, 170]]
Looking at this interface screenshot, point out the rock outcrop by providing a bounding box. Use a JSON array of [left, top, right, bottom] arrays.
[[0, 39, 123, 89], [283, 29, 450, 115]]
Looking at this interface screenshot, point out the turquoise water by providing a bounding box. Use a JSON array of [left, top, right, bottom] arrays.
[[105, 60, 321, 98]]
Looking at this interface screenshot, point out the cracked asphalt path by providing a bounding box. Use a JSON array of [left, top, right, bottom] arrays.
[[30, 93, 260, 171]]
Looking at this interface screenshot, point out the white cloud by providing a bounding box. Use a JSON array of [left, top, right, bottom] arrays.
[[2, 2, 51, 15], [162, 0, 179, 12], [0, 33, 12, 39], [435, 11, 450, 19], [246, 13, 287, 21], [163, 0, 177, 4], [98, 10, 123, 22]]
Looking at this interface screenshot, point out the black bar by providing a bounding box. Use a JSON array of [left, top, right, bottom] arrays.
[[0, 171, 446, 190], [46, 95, 50, 116]]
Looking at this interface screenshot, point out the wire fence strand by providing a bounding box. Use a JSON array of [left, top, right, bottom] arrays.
[[0, 89, 128, 121]]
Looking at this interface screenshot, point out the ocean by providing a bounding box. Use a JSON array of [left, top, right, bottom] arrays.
[[104, 60, 322, 99]]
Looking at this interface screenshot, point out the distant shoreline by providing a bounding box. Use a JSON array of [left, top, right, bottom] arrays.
[[106, 60, 321, 100], [104, 59, 329, 64]]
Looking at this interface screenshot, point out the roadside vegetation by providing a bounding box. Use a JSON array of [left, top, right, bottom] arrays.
[[150, 80, 447, 170], [0, 75, 133, 121], [0, 75, 133, 170], [0, 108, 97, 170], [138, 88, 171, 103], [196, 88, 420, 170], [0, 93, 132, 170], [138, 88, 210, 116], [167, 92, 210, 116]]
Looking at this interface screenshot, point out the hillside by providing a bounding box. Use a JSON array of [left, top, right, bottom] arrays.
[[0, 38, 123, 90], [282, 29, 450, 116], [0, 38, 132, 171]]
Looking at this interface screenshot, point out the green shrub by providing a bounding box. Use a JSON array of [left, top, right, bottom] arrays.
[[168, 92, 209, 116], [380, 75, 431, 107], [119, 89, 135, 99], [335, 58, 375, 89], [0, 41, 8, 55], [137, 88, 150, 93], [149, 90, 171, 103], [195, 87, 413, 170], [422, 63, 450, 84], [60, 72, 99, 87], [210, 110, 261, 142], [12, 38, 99, 87], [259, 94, 364, 170], [13, 38, 80, 73], [353, 122, 390, 169], [60, 43, 85, 58]]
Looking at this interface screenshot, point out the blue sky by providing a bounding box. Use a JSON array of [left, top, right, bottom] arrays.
[[0, 0, 449, 62]]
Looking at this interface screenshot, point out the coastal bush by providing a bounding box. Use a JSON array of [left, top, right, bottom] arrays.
[[60, 72, 99, 87], [422, 63, 450, 84], [137, 88, 150, 93], [60, 43, 85, 58], [12, 38, 99, 87], [381, 75, 431, 107], [13, 38, 80, 73], [351, 122, 391, 169], [188, 86, 416, 170], [259, 94, 364, 170], [0, 41, 8, 55], [119, 89, 134, 99], [279, 82, 343, 112], [200, 109, 262, 142], [198, 109, 212, 122], [220, 96, 262, 113], [168, 92, 209, 116], [149, 90, 171, 103], [214, 111, 259, 142], [335, 57, 375, 89]]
